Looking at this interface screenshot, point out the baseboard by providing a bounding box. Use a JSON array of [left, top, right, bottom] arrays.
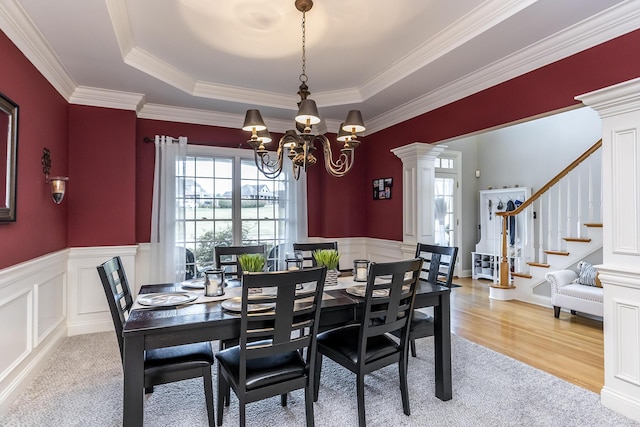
[[67, 320, 114, 337], [601, 386, 640, 422]]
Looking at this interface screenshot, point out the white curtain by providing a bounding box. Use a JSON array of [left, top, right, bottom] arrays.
[[266, 164, 307, 271], [150, 135, 187, 283]]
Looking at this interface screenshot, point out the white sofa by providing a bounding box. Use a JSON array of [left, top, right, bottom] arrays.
[[545, 270, 603, 318]]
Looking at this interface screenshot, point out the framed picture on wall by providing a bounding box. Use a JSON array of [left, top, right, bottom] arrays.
[[373, 177, 392, 200]]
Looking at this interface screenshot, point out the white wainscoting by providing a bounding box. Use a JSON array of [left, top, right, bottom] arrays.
[[0, 238, 405, 415], [66, 246, 138, 336], [0, 250, 68, 416]]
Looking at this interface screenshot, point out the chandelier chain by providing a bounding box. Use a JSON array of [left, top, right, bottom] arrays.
[[300, 10, 307, 83]]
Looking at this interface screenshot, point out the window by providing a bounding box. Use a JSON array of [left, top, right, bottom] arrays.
[[435, 157, 454, 169], [176, 146, 302, 271]]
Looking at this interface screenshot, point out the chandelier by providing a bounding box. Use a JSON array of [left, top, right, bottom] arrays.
[[242, 0, 366, 180]]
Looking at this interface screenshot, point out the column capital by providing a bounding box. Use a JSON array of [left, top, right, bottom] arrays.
[[576, 77, 640, 118], [391, 142, 446, 163]]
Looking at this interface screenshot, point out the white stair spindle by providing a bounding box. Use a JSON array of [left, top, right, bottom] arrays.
[[588, 155, 594, 224], [577, 164, 582, 238], [538, 199, 544, 263], [566, 173, 572, 239], [557, 184, 562, 250], [547, 191, 553, 256]]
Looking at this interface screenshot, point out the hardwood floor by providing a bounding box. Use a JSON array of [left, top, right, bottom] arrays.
[[450, 277, 604, 393]]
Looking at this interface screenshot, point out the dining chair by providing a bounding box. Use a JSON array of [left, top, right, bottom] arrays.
[[215, 244, 266, 280], [293, 242, 339, 269], [393, 243, 458, 358], [215, 266, 327, 426], [313, 258, 423, 427], [266, 242, 288, 271], [96, 256, 215, 427]]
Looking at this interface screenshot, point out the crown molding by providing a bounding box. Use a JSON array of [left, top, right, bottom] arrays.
[[125, 46, 195, 94], [4, 0, 639, 134], [365, 0, 640, 134], [137, 103, 342, 135], [138, 103, 242, 128], [138, 103, 292, 134], [193, 81, 297, 110], [0, 0, 76, 100], [360, 0, 538, 100], [69, 86, 145, 111], [104, 0, 133, 57]]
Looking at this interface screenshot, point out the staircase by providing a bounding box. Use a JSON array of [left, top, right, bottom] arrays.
[[489, 140, 603, 305]]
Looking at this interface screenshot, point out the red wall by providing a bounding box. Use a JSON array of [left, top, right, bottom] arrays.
[[306, 137, 367, 238], [0, 31, 69, 269], [363, 29, 640, 241], [67, 105, 137, 246], [4, 27, 640, 269]]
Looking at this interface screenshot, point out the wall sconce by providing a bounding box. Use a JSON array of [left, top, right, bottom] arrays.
[[41, 148, 69, 204]]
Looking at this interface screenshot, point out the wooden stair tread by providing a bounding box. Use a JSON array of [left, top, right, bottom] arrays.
[[528, 262, 550, 268], [563, 237, 592, 242], [545, 250, 570, 256], [511, 272, 532, 279], [584, 223, 603, 228]]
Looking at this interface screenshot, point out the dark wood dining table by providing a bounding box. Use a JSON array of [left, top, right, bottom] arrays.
[[121, 280, 452, 426]]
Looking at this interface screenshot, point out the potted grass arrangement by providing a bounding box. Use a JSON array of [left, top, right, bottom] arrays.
[[238, 253, 266, 274], [313, 249, 341, 287]]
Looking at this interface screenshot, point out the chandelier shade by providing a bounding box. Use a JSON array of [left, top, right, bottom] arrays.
[[256, 129, 272, 143], [242, 0, 365, 180], [295, 99, 321, 126], [343, 110, 366, 133], [242, 109, 267, 132]]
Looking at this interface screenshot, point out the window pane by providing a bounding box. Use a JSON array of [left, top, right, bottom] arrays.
[[177, 151, 295, 276]]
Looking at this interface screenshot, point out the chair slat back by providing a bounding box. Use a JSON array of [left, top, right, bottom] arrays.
[[96, 256, 133, 361], [360, 258, 423, 352], [293, 242, 339, 269], [415, 243, 458, 287], [238, 267, 327, 383], [185, 247, 196, 279], [215, 245, 266, 279]]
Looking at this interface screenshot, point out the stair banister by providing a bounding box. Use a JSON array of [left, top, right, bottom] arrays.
[[493, 139, 602, 288]]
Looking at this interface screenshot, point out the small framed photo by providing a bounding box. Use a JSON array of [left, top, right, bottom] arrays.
[[373, 177, 392, 200]]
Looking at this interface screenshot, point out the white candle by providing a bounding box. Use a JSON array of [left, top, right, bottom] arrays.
[[356, 267, 367, 281]]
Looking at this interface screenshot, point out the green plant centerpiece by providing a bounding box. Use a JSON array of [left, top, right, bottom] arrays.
[[313, 249, 341, 287], [237, 253, 266, 273]]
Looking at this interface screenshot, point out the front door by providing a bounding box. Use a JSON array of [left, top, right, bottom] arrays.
[[435, 151, 461, 277]]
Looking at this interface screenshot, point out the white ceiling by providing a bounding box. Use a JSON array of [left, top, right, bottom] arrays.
[[1, 0, 638, 134]]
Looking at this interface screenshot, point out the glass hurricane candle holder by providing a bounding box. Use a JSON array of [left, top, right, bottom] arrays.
[[353, 259, 370, 282], [204, 269, 225, 297]]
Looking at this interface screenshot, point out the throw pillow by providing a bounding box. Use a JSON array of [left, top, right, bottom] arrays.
[[577, 261, 601, 287]]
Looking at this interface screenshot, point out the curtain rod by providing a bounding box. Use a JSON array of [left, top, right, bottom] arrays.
[[143, 136, 215, 145], [143, 136, 246, 148]]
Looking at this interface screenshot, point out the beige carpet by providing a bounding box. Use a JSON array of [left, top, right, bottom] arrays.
[[1, 331, 637, 427]]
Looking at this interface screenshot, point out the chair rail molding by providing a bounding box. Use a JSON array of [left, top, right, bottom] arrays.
[[577, 77, 640, 422], [391, 142, 446, 246]]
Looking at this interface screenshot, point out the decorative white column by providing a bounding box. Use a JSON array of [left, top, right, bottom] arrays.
[[391, 143, 446, 259], [577, 77, 640, 422]]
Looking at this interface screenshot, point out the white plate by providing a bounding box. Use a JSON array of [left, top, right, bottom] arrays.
[[137, 292, 198, 307], [221, 296, 275, 313], [181, 279, 205, 289], [345, 285, 389, 298]]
